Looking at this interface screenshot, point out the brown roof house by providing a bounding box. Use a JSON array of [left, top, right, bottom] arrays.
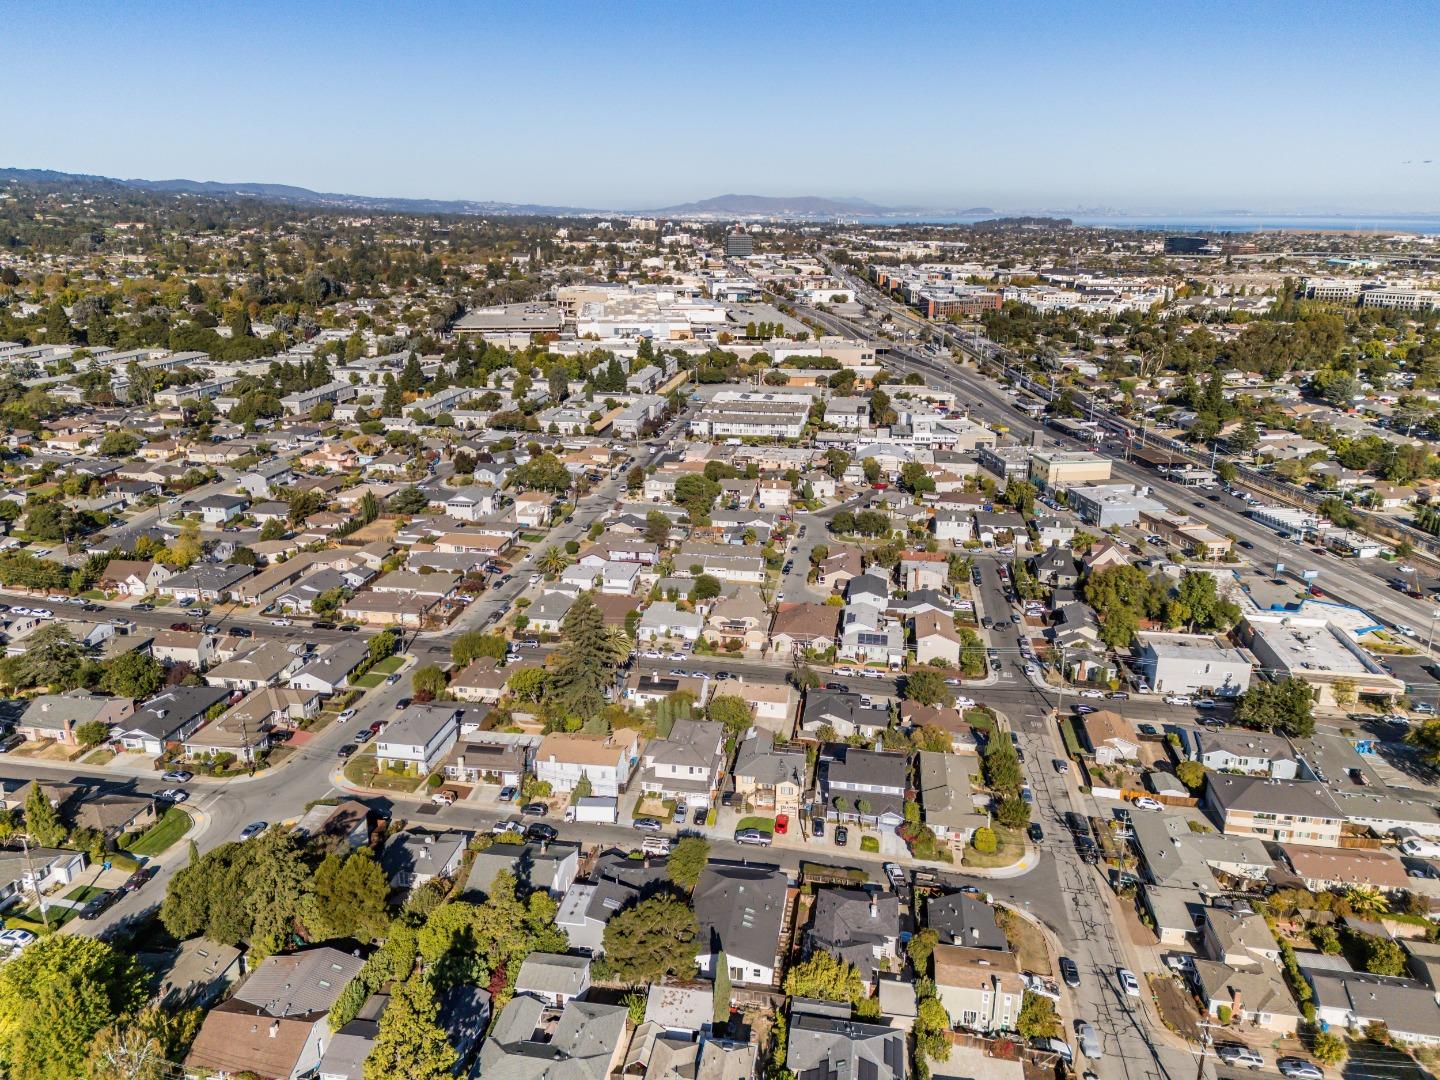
[[769, 603, 840, 660], [1080, 710, 1141, 766], [184, 946, 364, 1079]]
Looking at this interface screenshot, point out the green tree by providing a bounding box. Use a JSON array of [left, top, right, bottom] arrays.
[[904, 668, 953, 707], [312, 848, 391, 942], [99, 651, 164, 698], [74, 720, 112, 749], [713, 949, 732, 1026], [411, 665, 448, 702], [982, 734, 1023, 794], [98, 430, 142, 457], [667, 836, 711, 892], [971, 827, 998, 854], [160, 832, 307, 956], [363, 974, 457, 1080], [644, 510, 672, 546], [1312, 1032, 1347, 1067], [512, 453, 574, 494], [0, 936, 145, 1080], [691, 573, 722, 601], [1364, 936, 1408, 977], [602, 894, 699, 984], [0, 623, 92, 691], [673, 474, 721, 522], [451, 631, 507, 667], [907, 928, 940, 972], [1175, 760, 1206, 791], [369, 629, 399, 664], [783, 952, 864, 1004], [538, 546, 570, 577], [545, 592, 628, 722], [1235, 677, 1315, 738], [387, 486, 430, 515], [706, 694, 753, 735], [1016, 991, 1060, 1038], [24, 783, 66, 847], [915, 994, 951, 1063], [507, 667, 548, 703], [994, 795, 1031, 829]]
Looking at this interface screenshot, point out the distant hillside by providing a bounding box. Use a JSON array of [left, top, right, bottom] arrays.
[[654, 193, 885, 216], [0, 167, 595, 217]]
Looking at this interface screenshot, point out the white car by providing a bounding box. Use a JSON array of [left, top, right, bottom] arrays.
[[1398, 565, 1416, 575], [1117, 968, 1141, 997], [953, 696, 976, 709], [1132, 797, 1164, 812], [272, 618, 292, 627], [1194, 698, 1217, 709], [0, 928, 36, 951], [1078, 689, 1105, 699], [1162, 694, 1192, 706], [337, 708, 357, 723], [1396, 624, 1417, 638], [31, 608, 53, 619]]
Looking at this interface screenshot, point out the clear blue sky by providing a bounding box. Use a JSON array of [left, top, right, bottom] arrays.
[[5, 0, 1438, 212]]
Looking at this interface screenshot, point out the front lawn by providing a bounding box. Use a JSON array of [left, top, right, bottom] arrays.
[[123, 807, 193, 858], [736, 815, 775, 834], [64, 885, 109, 903], [962, 825, 1025, 869], [372, 655, 406, 675], [352, 673, 385, 690], [343, 749, 424, 793]]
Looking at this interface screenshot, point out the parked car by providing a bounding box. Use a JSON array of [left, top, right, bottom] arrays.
[[692, 806, 707, 825], [162, 769, 193, 783], [498, 786, 518, 803], [1162, 694, 1193, 706], [834, 825, 849, 846], [1217, 1044, 1264, 1070], [239, 821, 268, 841], [158, 788, 189, 804], [431, 790, 456, 806], [633, 817, 663, 832], [1078, 689, 1105, 699], [1028, 822, 1044, 843], [337, 744, 357, 759], [734, 828, 772, 847], [1059, 956, 1080, 987], [1075, 1021, 1102, 1061], [1131, 796, 1164, 812], [775, 813, 789, 835], [1074, 704, 1096, 715], [526, 822, 558, 842], [672, 802, 688, 824], [522, 802, 549, 817], [395, 698, 411, 710], [1054, 759, 1069, 774], [811, 818, 825, 839], [79, 889, 120, 920], [1107, 691, 1130, 701], [1117, 968, 1141, 997], [353, 728, 373, 744], [337, 709, 357, 723], [122, 866, 159, 893], [0, 928, 37, 952], [1277, 1058, 1323, 1080], [1195, 698, 1217, 709]]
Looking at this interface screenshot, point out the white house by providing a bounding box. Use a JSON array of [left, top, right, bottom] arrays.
[[375, 704, 460, 775], [533, 730, 640, 798]]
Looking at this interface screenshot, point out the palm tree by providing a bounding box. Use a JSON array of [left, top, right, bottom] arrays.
[[537, 547, 569, 577], [1344, 885, 1390, 917]]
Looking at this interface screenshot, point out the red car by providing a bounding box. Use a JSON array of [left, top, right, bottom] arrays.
[[775, 813, 789, 835]]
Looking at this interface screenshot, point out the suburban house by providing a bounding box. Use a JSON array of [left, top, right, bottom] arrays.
[[917, 751, 987, 847], [533, 730, 641, 798], [636, 719, 726, 807], [1080, 710, 1141, 765], [1303, 965, 1440, 1045], [13, 689, 133, 745], [375, 704, 461, 775], [111, 686, 230, 755], [787, 1004, 907, 1080], [1192, 730, 1299, 779], [732, 727, 807, 818], [768, 603, 841, 660], [934, 944, 1025, 1034], [818, 745, 908, 827], [287, 641, 370, 696], [806, 887, 900, 987], [204, 640, 306, 692], [912, 611, 963, 666], [0, 845, 88, 911], [694, 864, 789, 987], [478, 994, 629, 1080], [184, 947, 365, 1079], [441, 736, 532, 788], [637, 601, 705, 643], [927, 892, 1008, 951], [379, 830, 468, 889], [799, 691, 889, 742], [899, 551, 949, 592], [466, 840, 580, 899], [99, 559, 171, 597], [1205, 774, 1345, 848], [514, 953, 591, 1007], [1192, 960, 1301, 1035], [158, 563, 254, 603]]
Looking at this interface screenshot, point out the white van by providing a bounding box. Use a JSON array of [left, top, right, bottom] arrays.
[[641, 836, 673, 857], [1400, 836, 1440, 859]]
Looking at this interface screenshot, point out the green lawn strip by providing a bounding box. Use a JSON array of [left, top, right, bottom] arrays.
[[735, 815, 776, 834], [122, 808, 193, 858]]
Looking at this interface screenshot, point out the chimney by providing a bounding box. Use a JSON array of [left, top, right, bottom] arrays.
[[268, 1020, 280, 1039], [1230, 989, 1242, 1019]]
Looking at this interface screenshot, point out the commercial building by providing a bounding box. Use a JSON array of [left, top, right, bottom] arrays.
[[724, 231, 754, 258], [687, 391, 810, 440], [1028, 449, 1112, 489], [1066, 483, 1167, 527], [1134, 632, 1253, 697], [1237, 614, 1406, 706]]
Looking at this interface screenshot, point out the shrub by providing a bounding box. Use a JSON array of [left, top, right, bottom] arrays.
[[971, 827, 997, 854], [859, 835, 879, 853]]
